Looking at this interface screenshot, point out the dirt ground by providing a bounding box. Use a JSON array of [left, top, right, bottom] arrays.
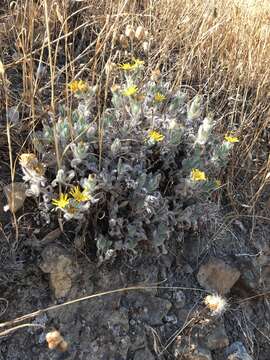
[[0, 178, 270, 360]]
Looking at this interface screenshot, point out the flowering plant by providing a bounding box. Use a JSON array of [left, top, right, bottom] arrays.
[[20, 62, 239, 260]]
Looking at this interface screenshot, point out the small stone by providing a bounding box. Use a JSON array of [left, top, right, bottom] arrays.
[[173, 290, 186, 309], [175, 308, 191, 326], [134, 348, 155, 360], [142, 297, 172, 326], [50, 271, 72, 299], [205, 322, 229, 350], [225, 342, 253, 360], [197, 258, 240, 294], [125, 293, 172, 326], [107, 309, 129, 337], [40, 245, 75, 299], [164, 314, 178, 324], [3, 182, 27, 213]]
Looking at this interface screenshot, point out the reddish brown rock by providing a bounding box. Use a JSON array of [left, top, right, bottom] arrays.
[[197, 258, 240, 294]]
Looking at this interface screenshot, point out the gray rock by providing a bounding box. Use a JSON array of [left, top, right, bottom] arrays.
[[164, 313, 178, 324], [205, 322, 229, 350], [107, 308, 129, 337], [134, 348, 155, 360], [175, 308, 191, 326], [197, 258, 240, 294], [172, 289, 186, 309], [125, 293, 172, 326], [225, 342, 253, 360], [141, 296, 172, 325]]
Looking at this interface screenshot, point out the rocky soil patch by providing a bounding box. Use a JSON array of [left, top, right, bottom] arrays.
[[0, 223, 270, 359]]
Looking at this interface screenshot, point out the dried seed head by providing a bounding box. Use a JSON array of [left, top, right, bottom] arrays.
[[125, 25, 135, 40], [111, 84, 121, 93], [46, 330, 68, 352], [135, 25, 145, 41], [58, 340, 69, 352], [105, 60, 117, 76], [150, 68, 161, 82], [204, 294, 227, 315], [119, 34, 129, 49], [46, 330, 63, 349], [0, 59, 4, 76], [142, 41, 150, 53]]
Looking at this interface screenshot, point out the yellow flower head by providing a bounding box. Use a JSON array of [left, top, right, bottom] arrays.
[[119, 62, 135, 71], [123, 85, 138, 97], [191, 168, 207, 181], [119, 59, 144, 71], [214, 179, 221, 187], [154, 92, 166, 102], [148, 130, 164, 142], [70, 186, 90, 202], [224, 134, 239, 143], [68, 80, 88, 93], [52, 193, 69, 209], [134, 58, 144, 66]]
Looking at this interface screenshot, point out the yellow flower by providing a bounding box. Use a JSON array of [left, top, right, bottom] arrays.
[[119, 62, 135, 71], [70, 186, 90, 202], [148, 130, 164, 142], [154, 92, 166, 102], [123, 85, 138, 97], [52, 193, 69, 209], [224, 134, 239, 143], [214, 179, 221, 187], [134, 58, 144, 66], [68, 80, 88, 93], [191, 168, 207, 181], [119, 59, 144, 71]]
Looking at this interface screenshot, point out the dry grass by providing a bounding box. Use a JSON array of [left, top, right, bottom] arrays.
[[1, 0, 270, 214]]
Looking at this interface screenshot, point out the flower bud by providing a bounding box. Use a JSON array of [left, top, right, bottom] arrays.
[[125, 25, 135, 40], [135, 25, 145, 41], [119, 34, 129, 49], [142, 41, 150, 53]]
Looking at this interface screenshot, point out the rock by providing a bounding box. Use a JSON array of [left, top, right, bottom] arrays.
[[39, 245, 75, 299], [205, 322, 229, 350], [142, 296, 172, 326], [197, 258, 240, 294], [234, 258, 260, 293], [125, 292, 172, 326], [107, 309, 129, 337], [3, 182, 27, 212], [86, 334, 129, 360], [175, 308, 191, 326], [164, 313, 178, 324], [225, 342, 253, 360], [134, 348, 155, 360], [172, 289, 186, 309], [174, 336, 212, 360]]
